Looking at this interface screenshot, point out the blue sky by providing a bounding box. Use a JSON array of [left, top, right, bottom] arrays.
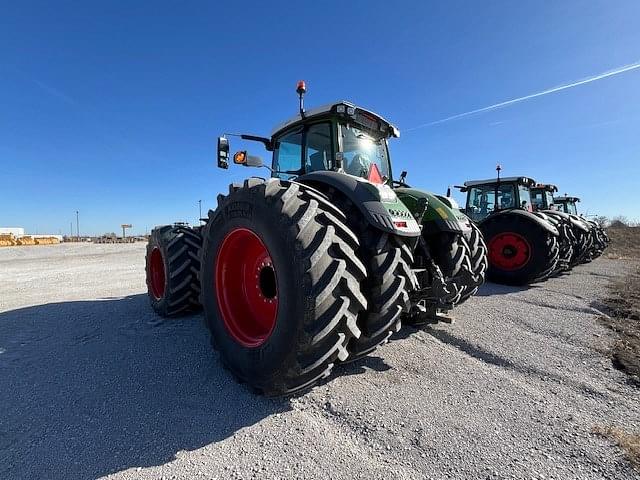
[[1, 1, 639, 235]]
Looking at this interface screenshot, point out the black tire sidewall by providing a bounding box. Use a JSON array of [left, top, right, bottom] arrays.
[[482, 215, 555, 285], [146, 228, 172, 315], [200, 189, 307, 382]]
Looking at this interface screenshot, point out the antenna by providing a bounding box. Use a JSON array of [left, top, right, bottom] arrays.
[[494, 164, 502, 212], [296, 80, 307, 117]]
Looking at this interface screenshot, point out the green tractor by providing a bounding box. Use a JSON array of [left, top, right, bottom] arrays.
[[529, 185, 594, 266], [145, 82, 486, 395], [553, 195, 609, 260], [457, 167, 563, 285]]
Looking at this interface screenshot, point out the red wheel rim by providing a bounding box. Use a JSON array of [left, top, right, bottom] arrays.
[[215, 228, 278, 348], [488, 232, 531, 271], [149, 247, 166, 299]]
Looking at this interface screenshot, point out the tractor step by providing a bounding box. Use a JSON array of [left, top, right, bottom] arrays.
[[407, 302, 455, 326]]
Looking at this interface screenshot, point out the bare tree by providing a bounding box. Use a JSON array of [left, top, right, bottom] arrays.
[[593, 215, 609, 228], [610, 216, 629, 229]]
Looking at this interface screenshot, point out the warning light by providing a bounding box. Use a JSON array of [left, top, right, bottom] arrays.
[[296, 80, 306, 95]]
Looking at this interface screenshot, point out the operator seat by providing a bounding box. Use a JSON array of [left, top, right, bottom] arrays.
[[346, 153, 371, 178], [308, 151, 328, 173]]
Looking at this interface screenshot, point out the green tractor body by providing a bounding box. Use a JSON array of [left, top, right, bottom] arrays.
[[552, 195, 609, 260], [144, 84, 487, 396], [458, 174, 563, 285], [530, 185, 593, 266]]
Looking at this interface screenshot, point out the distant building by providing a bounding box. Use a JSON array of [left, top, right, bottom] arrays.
[[0, 228, 62, 242], [0, 227, 25, 237]]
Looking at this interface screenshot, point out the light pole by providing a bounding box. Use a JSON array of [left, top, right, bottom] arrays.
[[76, 210, 79, 241], [198, 200, 202, 225]]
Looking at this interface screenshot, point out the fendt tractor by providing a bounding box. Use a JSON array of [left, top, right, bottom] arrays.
[[144, 82, 487, 396], [529, 184, 594, 265], [456, 167, 566, 286], [550, 193, 609, 260]]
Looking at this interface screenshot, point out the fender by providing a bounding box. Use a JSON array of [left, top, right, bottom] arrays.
[[480, 209, 559, 236], [395, 188, 472, 236], [543, 210, 589, 232], [297, 171, 421, 238], [569, 214, 592, 233]]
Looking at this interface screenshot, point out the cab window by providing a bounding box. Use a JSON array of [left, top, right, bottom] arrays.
[[340, 123, 391, 180], [272, 128, 303, 180], [305, 123, 332, 173], [466, 184, 516, 221], [518, 186, 532, 211], [531, 191, 545, 211]]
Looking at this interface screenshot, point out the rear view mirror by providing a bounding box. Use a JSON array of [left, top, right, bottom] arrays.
[[217, 137, 229, 169]]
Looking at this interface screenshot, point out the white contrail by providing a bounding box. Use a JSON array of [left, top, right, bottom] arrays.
[[406, 61, 640, 131], [31, 78, 77, 105]]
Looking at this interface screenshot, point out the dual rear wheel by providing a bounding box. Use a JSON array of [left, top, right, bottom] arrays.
[[145, 179, 483, 395]]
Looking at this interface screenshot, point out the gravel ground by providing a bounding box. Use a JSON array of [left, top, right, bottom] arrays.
[[1, 243, 639, 480]]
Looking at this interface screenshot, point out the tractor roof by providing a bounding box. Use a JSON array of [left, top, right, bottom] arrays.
[[271, 101, 399, 138], [554, 196, 581, 203], [463, 176, 536, 188], [532, 183, 558, 192]]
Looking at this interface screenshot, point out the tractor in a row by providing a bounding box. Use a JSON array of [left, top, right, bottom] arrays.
[[450, 169, 609, 286], [145, 82, 488, 395], [531, 187, 609, 260], [454, 170, 562, 285]]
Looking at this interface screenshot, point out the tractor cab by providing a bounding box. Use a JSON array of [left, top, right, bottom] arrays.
[[269, 100, 398, 183], [530, 183, 558, 211], [459, 176, 536, 222], [217, 81, 400, 187], [554, 196, 580, 215]]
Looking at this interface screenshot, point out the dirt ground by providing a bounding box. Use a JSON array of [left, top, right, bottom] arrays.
[[1, 243, 639, 479], [604, 226, 640, 260]]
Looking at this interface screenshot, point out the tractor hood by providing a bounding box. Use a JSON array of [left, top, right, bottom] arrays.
[[395, 188, 472, 235]]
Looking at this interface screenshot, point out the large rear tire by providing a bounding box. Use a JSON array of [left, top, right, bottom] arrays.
[[315, 194, 417, 360], [145, 224, 202, 317], [543, 213, 574, 276], [458, 222, 488, 303], [570, 227, 592, 267], [199, 179, 365, 396], [481, 214, 559, 286]]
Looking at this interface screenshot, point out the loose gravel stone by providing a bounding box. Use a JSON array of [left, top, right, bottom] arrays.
[[0, 243, 638, 479]]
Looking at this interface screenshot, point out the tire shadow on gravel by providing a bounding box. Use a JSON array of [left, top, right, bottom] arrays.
[[475, 282, 531, 296], [0, 295, 290, 480], [414, 327, 609, 400]]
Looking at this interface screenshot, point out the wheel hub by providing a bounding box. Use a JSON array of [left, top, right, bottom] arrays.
[[215, 228, 278, 347], [488, 232, 531, 271]]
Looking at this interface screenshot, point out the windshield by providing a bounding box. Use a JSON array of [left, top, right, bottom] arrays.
[[519, 186, 532, 211], [531, 190, 545, 210], [545, 191, 554, 209], [340, 123, 391, 180], [466, 183, 517, 221], [567, 202, 578, 215]]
